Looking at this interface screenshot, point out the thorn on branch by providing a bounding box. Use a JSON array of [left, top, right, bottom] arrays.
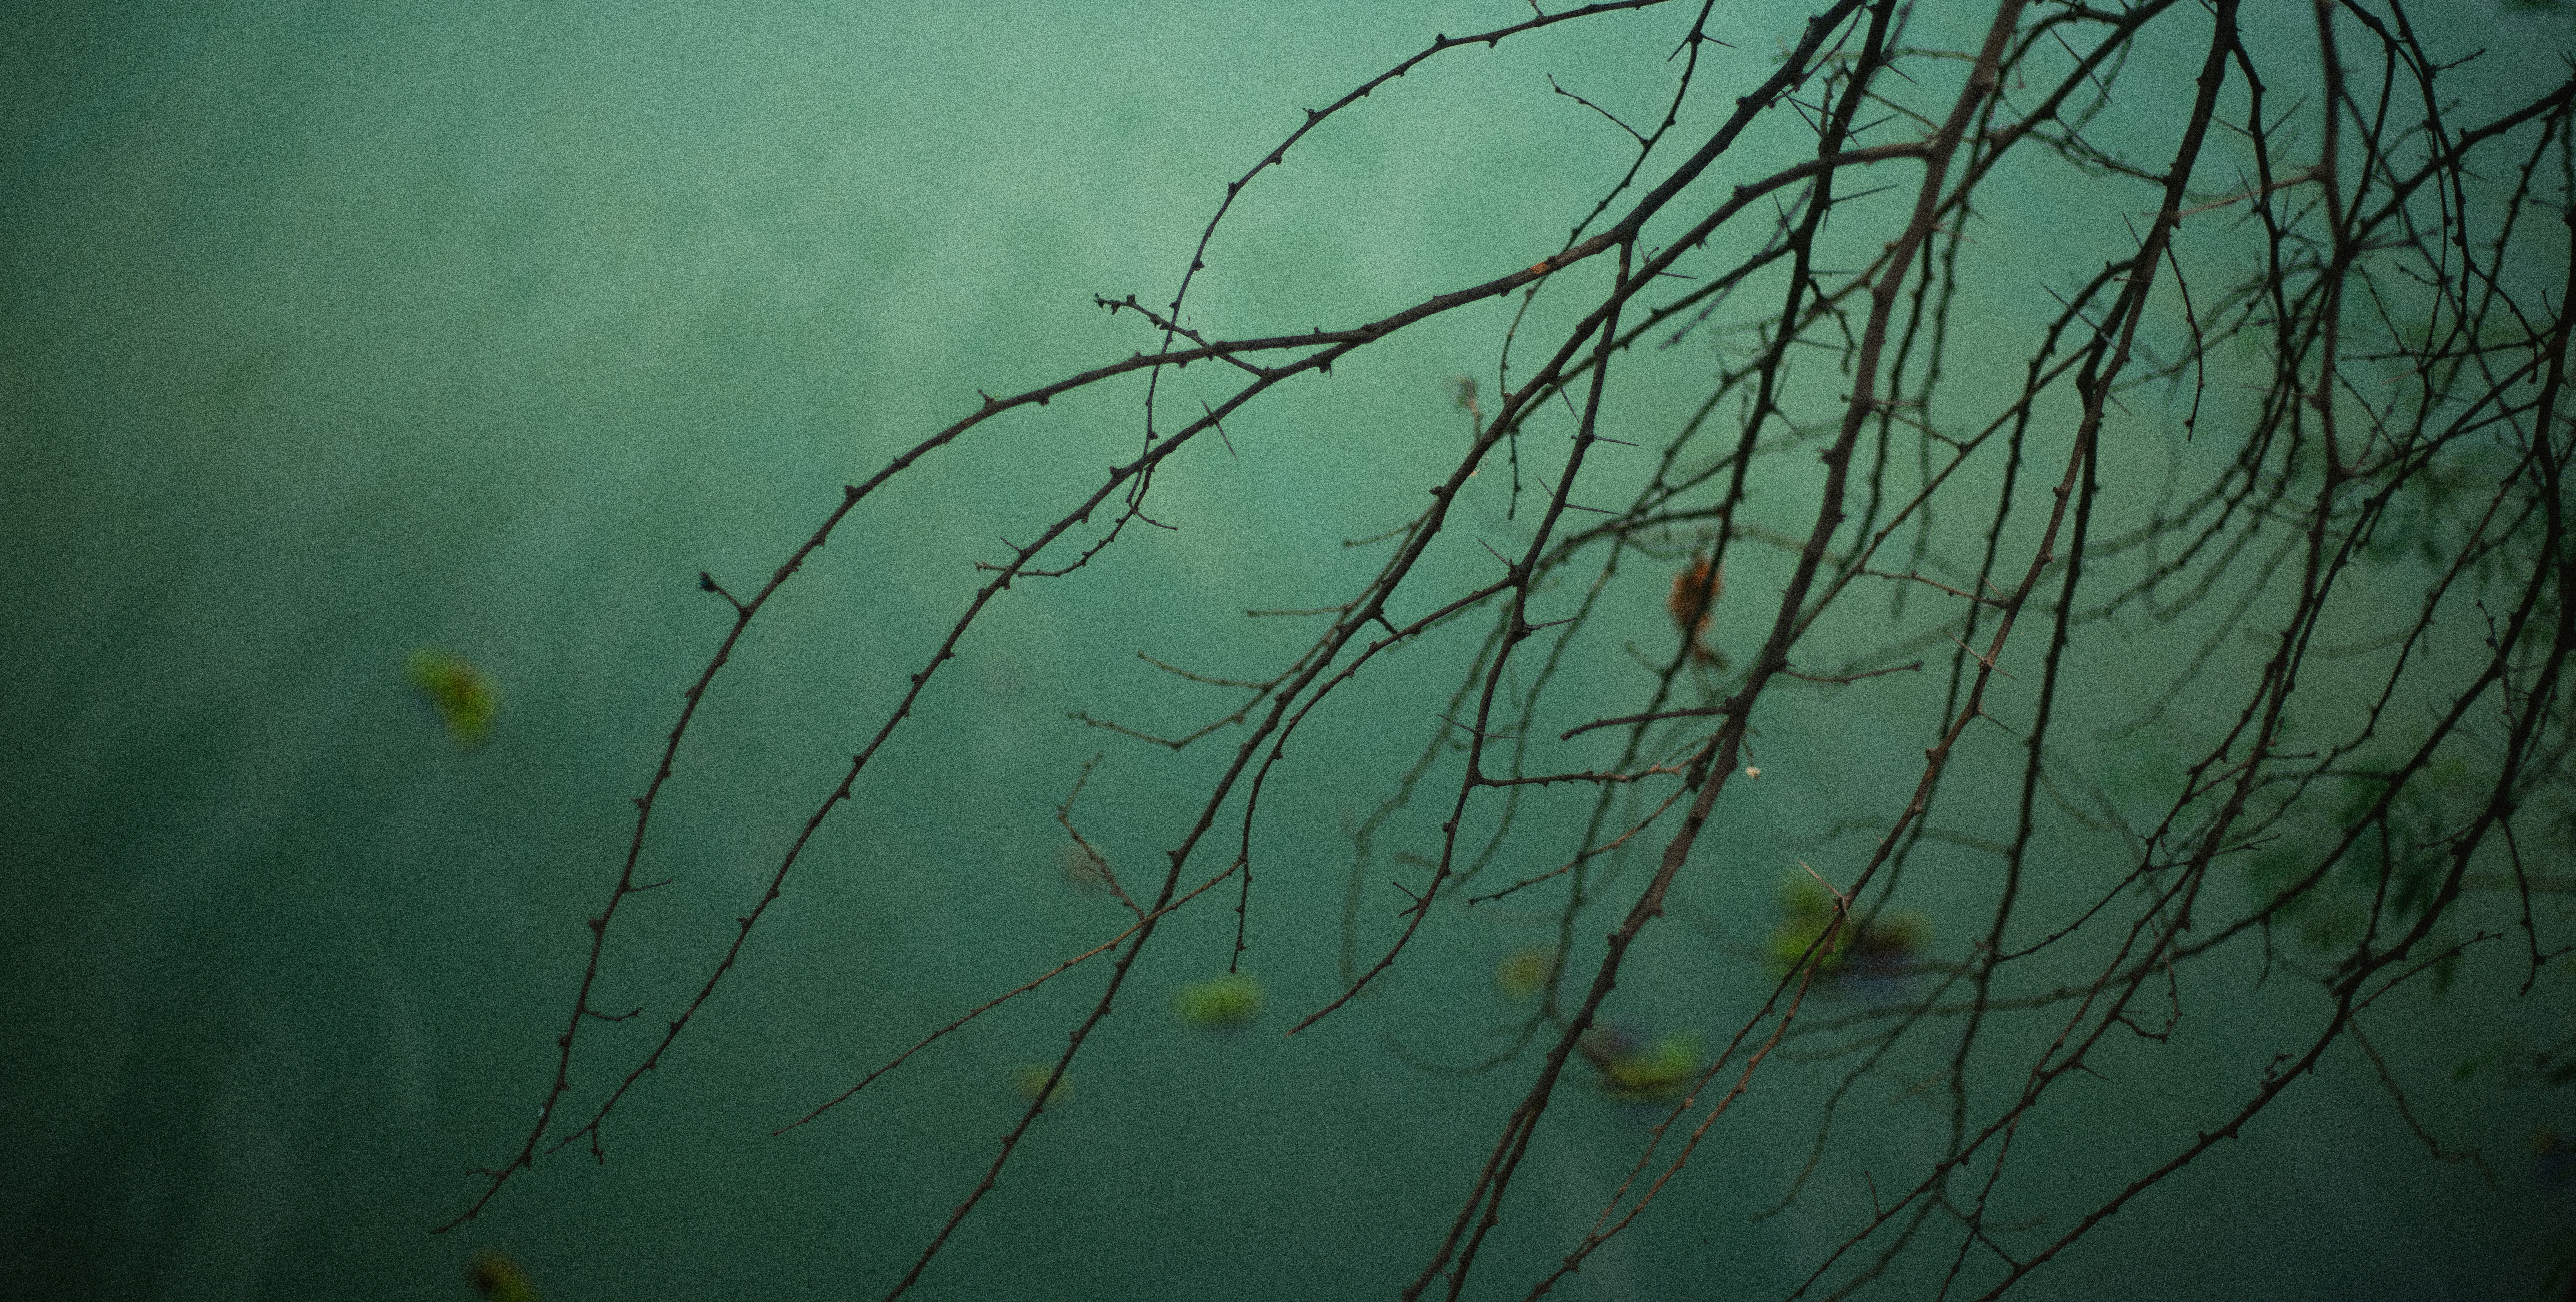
[[1436, 712, 1519, 741], [1202, 402, 1238, 459], [1946, 634, 2017, 678]]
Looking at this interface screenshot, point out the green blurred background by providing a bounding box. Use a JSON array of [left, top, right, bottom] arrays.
[[5, 1, 2573, 1298]]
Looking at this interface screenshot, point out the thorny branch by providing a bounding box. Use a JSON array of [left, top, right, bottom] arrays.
[[449, 1, 2576, 1298]]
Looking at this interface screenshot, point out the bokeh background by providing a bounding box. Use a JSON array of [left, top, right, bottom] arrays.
[[6, 1, 2574, 1298]]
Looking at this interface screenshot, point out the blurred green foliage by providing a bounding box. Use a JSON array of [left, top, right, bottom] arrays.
[[406, 646, 499, 750], [1174, 972, 1262, 1030]]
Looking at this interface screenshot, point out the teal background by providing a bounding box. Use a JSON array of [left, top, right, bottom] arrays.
[[5, 2, 2574, 1298]]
